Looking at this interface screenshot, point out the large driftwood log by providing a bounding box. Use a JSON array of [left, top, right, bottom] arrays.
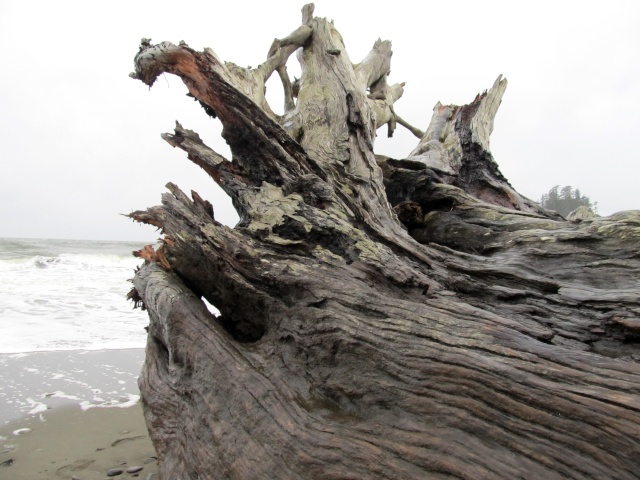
[[129, 4, 640, 479]]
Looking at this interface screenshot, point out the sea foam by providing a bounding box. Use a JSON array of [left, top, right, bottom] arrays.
[[0, 238, 150, 353]]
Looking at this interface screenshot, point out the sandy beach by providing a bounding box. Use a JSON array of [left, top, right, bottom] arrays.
[[0, 349, 157, 479], [0, 402, 157, 479]]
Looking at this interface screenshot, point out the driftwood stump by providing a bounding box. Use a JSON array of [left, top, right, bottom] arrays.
[[129, 4, 640, 479]]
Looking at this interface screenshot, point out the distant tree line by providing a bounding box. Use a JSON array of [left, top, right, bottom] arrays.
[[539, 185, 597, 217]]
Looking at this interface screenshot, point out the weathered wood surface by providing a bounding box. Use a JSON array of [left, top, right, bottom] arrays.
[[129, 4, 640, 479]]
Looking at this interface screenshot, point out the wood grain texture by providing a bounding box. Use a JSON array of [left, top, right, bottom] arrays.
[[130, 4, 640, 479]]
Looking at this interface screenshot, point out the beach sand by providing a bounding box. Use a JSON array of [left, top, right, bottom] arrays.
[[0, 349, 157, 479], [0, 402, 157, 479]]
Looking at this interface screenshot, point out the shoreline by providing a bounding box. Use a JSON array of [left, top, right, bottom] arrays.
[[1, 348, 146, 425], [0, 346, 146, 355], [0, 400, 157, 479], [0, 348, 157, 478]]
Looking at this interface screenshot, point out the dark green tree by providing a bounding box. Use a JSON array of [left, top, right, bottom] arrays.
[[540, 185, 597, 216]]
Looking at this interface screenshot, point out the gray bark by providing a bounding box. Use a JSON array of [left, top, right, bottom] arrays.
[[129, 4, 640, 479]]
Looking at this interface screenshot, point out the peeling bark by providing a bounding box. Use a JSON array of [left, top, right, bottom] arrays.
[[129, 4, 640, 479]]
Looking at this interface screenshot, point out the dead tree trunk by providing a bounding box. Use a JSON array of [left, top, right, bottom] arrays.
[[128, 5, 640, 479]]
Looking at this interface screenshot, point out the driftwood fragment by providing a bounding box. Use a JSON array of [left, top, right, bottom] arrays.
[[129, 4, 640, 479]]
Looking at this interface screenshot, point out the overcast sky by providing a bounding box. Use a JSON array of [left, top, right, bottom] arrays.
[[1, 1, 638, 241]]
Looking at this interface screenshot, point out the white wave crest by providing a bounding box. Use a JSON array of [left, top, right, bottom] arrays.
[[0, 253, 140, 272]]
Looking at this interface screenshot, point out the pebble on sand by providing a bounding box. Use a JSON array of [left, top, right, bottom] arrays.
[[127, 465, 144, 473], [107, 467, 124, 476]]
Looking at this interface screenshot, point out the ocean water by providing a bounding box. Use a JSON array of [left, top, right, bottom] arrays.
[[0, 238, 162, 423], [0, 237, 150, 353]]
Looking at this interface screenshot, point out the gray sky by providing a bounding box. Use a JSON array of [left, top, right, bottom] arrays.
[[1, 0, 638, 241]]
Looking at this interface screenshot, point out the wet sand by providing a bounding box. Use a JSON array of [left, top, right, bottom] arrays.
[[1, 349, 146, 425], [0, 349, 157, 479], [0, 401, 157, 479]]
